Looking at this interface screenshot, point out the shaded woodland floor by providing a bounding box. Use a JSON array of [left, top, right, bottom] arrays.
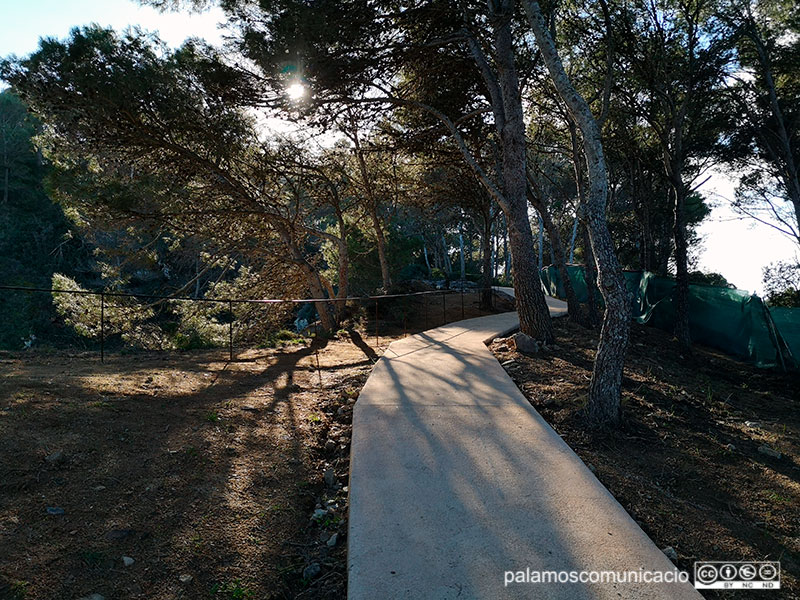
[[0, 290, 510, 600], [0, 339, 373, 600], [491, 318, 800, 599]]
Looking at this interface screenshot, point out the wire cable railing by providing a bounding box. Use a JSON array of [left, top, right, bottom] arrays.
[[0, 284, 505, 362]]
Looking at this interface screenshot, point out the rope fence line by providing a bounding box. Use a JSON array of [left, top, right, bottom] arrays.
[[0, 284, 503, 363], [0, 284, 488, 304]]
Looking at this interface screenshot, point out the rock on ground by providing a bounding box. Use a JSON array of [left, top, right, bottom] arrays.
[[662, 546, 678, 562], [303, 562, 321, 580], [509, 332, 539, 355]]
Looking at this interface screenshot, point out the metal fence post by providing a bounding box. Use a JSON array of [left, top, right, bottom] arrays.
[[100, 292, 105, 363], [424, 294, 428, 330], [403, 297, 408, 337], [461, 286, 465, 321], [375, 298, 379, 348], [442, 290, 446, 325]]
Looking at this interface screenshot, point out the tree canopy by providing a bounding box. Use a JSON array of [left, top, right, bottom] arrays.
[[2, 0, 798, 425]]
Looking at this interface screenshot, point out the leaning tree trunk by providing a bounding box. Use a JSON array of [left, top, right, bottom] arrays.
[[281, 229, 337, 332], [423, 242, 432, 276], [524, 0, 631, 426], [567, 116, 600, 327], [305, 268, 336, 332], [568, 213, 579, 262]]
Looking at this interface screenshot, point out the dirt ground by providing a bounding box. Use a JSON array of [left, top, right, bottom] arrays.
[[0, 335, 377, 600], [0, 290, 505, 600], [490, 318, 800, 599]]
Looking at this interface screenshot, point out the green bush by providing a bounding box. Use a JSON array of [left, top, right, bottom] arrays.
[[174, 329, 216, 350], [262, 329, 305, 348]]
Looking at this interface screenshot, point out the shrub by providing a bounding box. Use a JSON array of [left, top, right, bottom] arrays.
[[430, 267, 447, 280], [262, 329, 305, 348]]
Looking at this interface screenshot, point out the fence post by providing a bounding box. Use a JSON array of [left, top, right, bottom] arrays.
[[442, 290, 446, 325], [461, 286, 465, 321], [424, 294, 428, 330], [403, 296, 407, 337], [375, 298, 379, 348], [228, 300, 233, 362], [100, 292, 105, 363]]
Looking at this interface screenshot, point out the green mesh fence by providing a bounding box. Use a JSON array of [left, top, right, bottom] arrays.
[[540, 265, 799, 369], [769, 307, 800, 367]]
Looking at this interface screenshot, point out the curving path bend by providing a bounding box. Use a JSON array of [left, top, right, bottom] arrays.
[[347, 288, 701, 599]]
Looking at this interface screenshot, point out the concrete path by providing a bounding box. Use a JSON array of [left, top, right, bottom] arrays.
[[348, 289, 700, 599]]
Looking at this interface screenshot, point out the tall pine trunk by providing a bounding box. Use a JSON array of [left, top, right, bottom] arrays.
[[748, 21, 800, 245], [493, 7, 554, 342], [524, 0, 631, 426], [507, 199, 554, 341]]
